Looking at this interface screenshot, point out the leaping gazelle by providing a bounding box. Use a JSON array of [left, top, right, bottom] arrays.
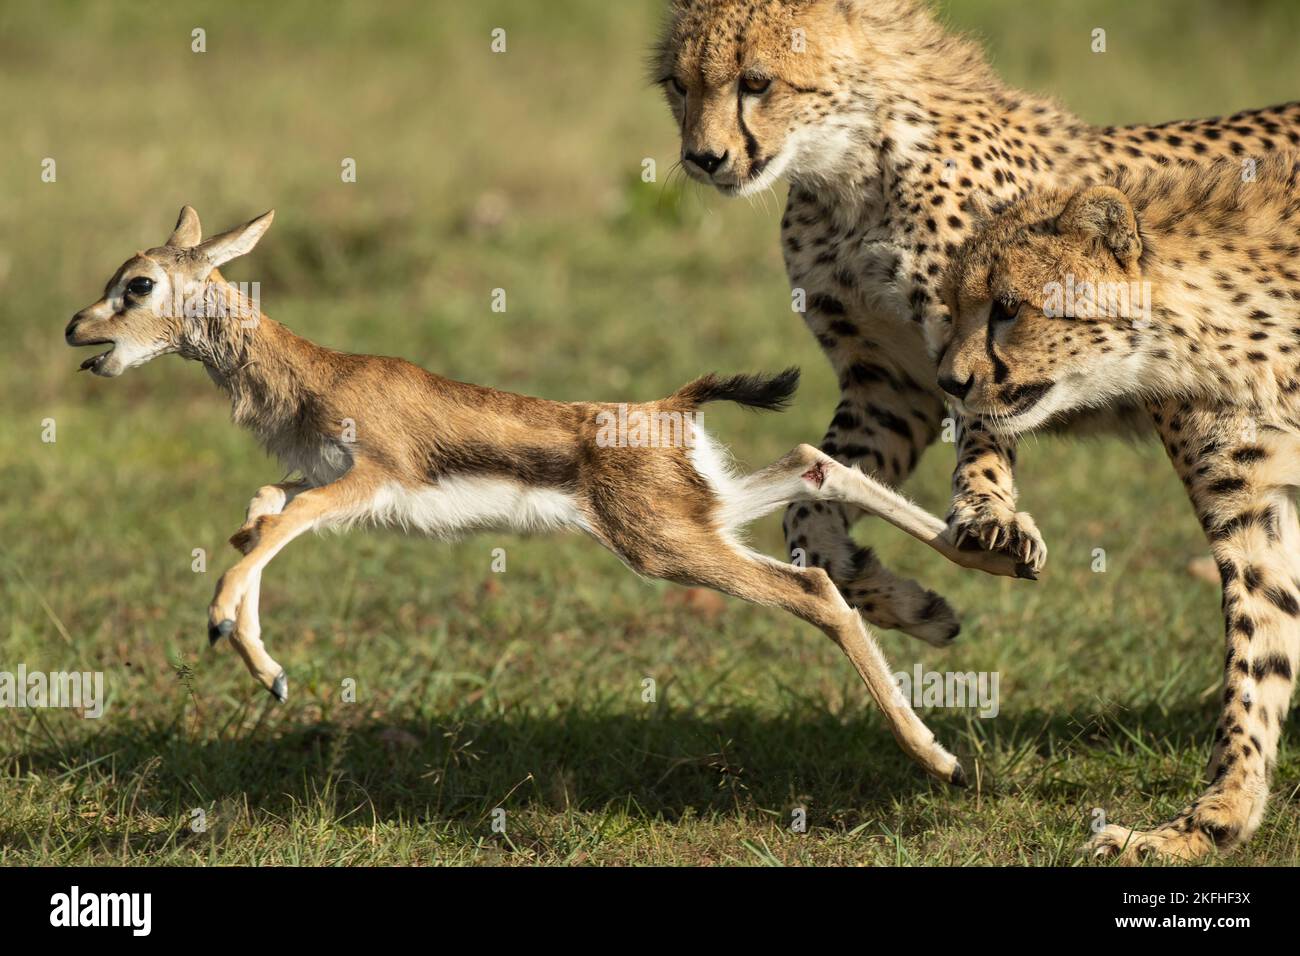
[[67, 206, 1034, 784]]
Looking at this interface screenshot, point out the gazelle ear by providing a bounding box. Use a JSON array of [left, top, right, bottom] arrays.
[[167, 205, 203, 248], [195, 210, 275, 269], [1056, 186, 1141, 267]]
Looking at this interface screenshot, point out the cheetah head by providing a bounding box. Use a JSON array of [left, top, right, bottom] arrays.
[[936, 185, 1153, 435], [654, 0, 878, 197]]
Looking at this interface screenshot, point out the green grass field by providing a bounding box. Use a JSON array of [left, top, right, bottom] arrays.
[[2, 0, 1299, 865]]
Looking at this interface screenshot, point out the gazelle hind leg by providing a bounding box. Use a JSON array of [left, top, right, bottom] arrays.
[[726, 444, 1025, 579], [781, 378, 966, 647], [680, 537, 963, 784], [783, 500, 963, 647]]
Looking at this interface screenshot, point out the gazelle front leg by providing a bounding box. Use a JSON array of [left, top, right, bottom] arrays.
[[208, 469, 373, 697], [209, 480, 309, 700]]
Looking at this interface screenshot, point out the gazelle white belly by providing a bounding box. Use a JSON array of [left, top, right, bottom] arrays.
[[358, 476, 588, 538]]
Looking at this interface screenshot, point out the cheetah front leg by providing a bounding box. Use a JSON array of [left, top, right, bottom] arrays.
[[946, 414, 1047, 572], [782, 344, 963, 646], [1088, 405, 1300, 861]]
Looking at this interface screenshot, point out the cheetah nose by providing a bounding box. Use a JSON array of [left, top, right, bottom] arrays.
[[685, 149, 728, 175], [938, 374, 974, 401]]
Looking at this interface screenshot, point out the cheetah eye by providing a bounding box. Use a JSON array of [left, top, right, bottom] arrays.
[[740, 74, 771, 95], [989, 298, 1020, 325], [668, 77, 687, 97]]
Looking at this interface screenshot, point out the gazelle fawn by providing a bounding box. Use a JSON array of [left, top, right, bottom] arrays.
[[67, 206, 1031, 784]]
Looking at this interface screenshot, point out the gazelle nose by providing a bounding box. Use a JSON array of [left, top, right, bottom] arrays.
[[938, 374, 973, 401], [65, 314, 84, 344], [685, 150, 728, 175]]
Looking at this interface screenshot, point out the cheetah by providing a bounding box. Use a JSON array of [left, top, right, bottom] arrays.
[[938, 154, 1300, 860], [654, 0, 1300, 646]]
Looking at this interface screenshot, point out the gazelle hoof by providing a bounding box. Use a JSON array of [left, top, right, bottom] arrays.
[[269, 671, 288, 702], [209, 619, 234, 646], [949, 762, 968, 787]]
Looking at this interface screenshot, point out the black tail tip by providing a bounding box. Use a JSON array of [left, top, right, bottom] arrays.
[[675, 366, 800, 412], [764, 366, 801, 406], [725, 366, 801, 411]]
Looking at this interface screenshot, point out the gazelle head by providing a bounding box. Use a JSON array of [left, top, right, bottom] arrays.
[[66, 206, 274, 377]]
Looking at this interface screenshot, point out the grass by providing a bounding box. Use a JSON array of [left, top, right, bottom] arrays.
[[1, 0, 1298, 865]]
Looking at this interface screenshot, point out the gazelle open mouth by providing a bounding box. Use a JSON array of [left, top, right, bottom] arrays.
[[77, 343, 115, 372]]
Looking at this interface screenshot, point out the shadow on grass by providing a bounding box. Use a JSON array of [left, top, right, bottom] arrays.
[[5, 697, 1220, 836]]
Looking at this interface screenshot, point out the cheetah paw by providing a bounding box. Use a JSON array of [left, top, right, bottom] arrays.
[[947, 500, 1047, 572], [1085, 792, 1249, 863], [1084, 823, 1213, 863]]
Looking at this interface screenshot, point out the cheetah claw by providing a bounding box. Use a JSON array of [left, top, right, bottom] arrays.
[[948, 502, 1047, 573]]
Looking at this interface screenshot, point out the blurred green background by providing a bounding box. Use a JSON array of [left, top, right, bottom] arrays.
[[1, 0, 1297, 864]]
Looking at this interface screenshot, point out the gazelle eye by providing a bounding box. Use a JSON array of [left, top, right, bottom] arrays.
[[990, 298, 1019, 324], [127, 277, 154, 297], [669, 77, 687, 96], [741, 74, 771, 95]]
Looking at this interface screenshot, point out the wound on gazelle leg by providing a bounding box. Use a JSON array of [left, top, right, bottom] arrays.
[[801, 460, 828, 488]]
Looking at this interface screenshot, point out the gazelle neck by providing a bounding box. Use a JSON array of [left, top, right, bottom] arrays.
[[181, 276, 329, 435]]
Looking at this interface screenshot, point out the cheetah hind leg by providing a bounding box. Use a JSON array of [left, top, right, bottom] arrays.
[[784, 501, 963, 646], [781, 455, 1037, 645]]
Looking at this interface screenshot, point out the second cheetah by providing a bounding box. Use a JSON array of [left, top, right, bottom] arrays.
[[938, 154, 1300, 860]]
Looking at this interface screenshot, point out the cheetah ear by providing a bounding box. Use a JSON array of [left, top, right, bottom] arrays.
[[1056, 185, 1142, 268], [963, 189, 1001, 224]]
